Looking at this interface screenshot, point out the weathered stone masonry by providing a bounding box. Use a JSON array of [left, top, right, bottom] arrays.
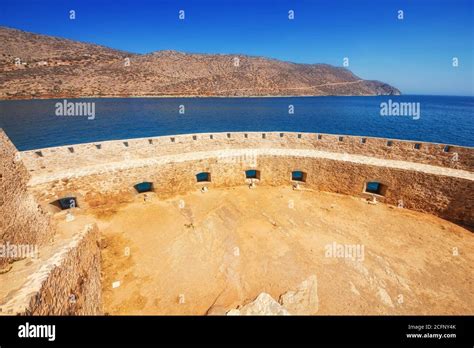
[[0, 130, 53, 269], [0, 130, 101, 315], [1, 224, 101, 315], [19, 131, 474, 228], [0, 129, 472, 315]]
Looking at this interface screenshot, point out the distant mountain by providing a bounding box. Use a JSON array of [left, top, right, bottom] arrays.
[[0, 27, 400, 99]]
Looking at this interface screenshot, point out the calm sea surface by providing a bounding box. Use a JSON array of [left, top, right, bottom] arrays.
[[0, 95, 472, 150]]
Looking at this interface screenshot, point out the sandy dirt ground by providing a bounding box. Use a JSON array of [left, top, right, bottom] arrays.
[[94, 186, 474, 315]]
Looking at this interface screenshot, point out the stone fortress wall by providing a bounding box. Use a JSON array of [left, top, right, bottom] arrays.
[[0, 130, 54, 269], [0, 130, 101, 315], [1, 129, 473, 315], [19, 131, 474, 228]]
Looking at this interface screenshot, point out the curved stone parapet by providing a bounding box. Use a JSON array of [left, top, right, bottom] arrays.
[[19, 131, 474, 174], [1, 129, 473, 315], [12, 131, 474, 229]]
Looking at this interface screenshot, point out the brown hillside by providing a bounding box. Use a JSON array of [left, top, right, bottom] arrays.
[[0, 26, 400, 99]]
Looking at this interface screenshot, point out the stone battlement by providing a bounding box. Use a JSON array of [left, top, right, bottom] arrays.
[[0, 129, 473, 315], [4, 129, 470, 229], [19, 132, 474, 177]]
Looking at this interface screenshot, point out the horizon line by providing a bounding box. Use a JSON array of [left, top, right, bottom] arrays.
[[1, 25, 472, 97]]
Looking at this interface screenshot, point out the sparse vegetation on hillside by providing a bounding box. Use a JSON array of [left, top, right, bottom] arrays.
[[0, 26, 400, 99]]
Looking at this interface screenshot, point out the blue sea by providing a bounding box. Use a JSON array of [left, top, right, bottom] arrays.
[[0, 95, 472, 150]]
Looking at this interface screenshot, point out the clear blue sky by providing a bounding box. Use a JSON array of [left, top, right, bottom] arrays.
[[1, 0, 473, 96]]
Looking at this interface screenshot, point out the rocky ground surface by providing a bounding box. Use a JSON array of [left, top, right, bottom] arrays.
[[97, 185, 474, 315]]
